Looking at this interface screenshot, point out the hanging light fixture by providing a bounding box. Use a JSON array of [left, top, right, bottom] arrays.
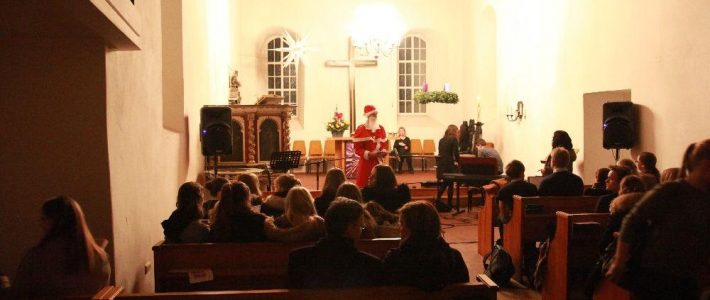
[[349, 4, 405, 58]]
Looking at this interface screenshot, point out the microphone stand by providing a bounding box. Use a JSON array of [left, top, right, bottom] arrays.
[[302, 157, 348, 190]]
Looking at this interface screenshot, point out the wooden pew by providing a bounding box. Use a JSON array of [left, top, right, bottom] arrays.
[[477, 178, 508, 256], [153, 238, 400, 292], [84, 275, 498, 300], [542, 212, 609, 300], [503, 196, 599, 282]]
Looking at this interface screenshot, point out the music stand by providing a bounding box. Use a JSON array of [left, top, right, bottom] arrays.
[[266, 151, 302, 191]]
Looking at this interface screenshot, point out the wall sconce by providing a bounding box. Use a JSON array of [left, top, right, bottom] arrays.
[[506, 101, 526, 122]]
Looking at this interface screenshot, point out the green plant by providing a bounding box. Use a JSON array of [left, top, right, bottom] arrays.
[[414, 91, 459, 104], [326, 111, 349, 132]]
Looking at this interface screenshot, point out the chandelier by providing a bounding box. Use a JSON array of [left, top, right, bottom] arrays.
[[350, 4, 405, 58]]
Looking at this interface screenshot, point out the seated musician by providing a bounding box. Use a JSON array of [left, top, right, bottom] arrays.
[[538, 148, 584, 196], [474, 139, 503, 174], [383, 201, 469, 291], [288, 199, 383, 289], [497, 160, 538, 238]]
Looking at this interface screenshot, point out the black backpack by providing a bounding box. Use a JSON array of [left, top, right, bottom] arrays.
[[483, 242, 515, 286]]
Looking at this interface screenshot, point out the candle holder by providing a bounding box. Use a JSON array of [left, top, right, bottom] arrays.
[[506, 101, 526, 122]]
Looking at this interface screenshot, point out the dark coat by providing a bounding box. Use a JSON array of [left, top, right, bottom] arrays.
[[209, 211, 267, 243], [362, 184, 411, 213], [393, 137, 412, 155], [314, 191, 336, 217], [595, 192, 618, 213], [538, 171, 584, 196], [383, 237, 469, 291], [437, 136, 460, 176], [497, 179, 538, 217], [288, 236, 384, 289]]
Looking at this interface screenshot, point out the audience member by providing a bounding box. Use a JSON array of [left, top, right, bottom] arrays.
[[337, 183, 397, 238], [617, 158, 639, 175], [538, 148, 584, 196], [594, 165, 633, 213], [607, 140, 710, 299], [362, 165, 411, 212], [584, 167, 612, 196], [475, 139, 503, 174], [393, 127, 414, 173], [12, 196, 110, 298], [161, 182, 209, 243], [383, 201, 468, 291], [288, 199, 383, 289], [266, 187, 325, 242], [436, 125, 460, 207], [210, 182, 267, 243], [203, 177, 229, 219], [542, 130, 576, 175], [237, 173, 263, 206], [262, 174, 301, 217], [660, 167, 680, 183], [335, 182, 364, 203], [598, 175, 646, 252], [314, 168, 346, 217], [636, 152, 661, 182], [497, 160, 538, 237], [680, 142, 696, 179]]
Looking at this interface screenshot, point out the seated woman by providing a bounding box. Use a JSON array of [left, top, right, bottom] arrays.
[[203, 177, 229, 219], [598, 175, 647, 252], [237, 173, 263, 207], [314, 168, 346, 217], [265, 187, 325, 242], [392, 127, 413, 174], [337, 182, 399, 238], [383, 201, 468, 291], [261, 174, 301, 217], [584, 167, 612, 196], [162, 182, 210, 243], [636, 152, 661, 188], [361, 165, 410, 213], [660, 167, 681, 183], [210, 182, 268, 243], [12, 196, 111, 298]]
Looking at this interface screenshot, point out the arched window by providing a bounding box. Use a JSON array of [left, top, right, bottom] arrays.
[[398, 36, 426, 114], [266, 37, 298, 115]]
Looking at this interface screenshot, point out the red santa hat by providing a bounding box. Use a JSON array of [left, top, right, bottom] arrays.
[[364, 105, 377, 117]]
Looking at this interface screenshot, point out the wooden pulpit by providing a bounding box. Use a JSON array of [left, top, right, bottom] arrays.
[[220, 103, 292, 166]]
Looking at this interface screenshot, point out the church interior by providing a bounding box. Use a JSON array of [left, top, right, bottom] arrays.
[[1, 0, 709, 299]]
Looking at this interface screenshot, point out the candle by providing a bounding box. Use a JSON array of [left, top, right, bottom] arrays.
[[422, 82, 428, 92], [444, 83, 451, 92]]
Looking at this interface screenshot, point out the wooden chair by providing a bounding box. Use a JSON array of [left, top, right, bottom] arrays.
[[85, 275, 499, 300], [503, 195, 600, 283], [291, 140, 307, 170], [306, 140, 324, 174], [409, 139, 426, 171], [542, 212, 610, 300], [323, 139, 336, 170], [421, 139, 436, 170]]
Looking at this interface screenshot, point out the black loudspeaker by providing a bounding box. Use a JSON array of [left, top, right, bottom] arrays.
[[200, 106, 233, 156], [603, 101, 635, 149]]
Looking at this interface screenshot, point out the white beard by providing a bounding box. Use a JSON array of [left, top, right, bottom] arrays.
[[366, 119, 379, 132]]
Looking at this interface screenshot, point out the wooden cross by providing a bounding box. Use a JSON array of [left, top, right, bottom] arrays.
[[325, 38, 378, 133]]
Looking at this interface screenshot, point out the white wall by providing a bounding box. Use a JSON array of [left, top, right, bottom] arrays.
[[232, 0, 479, 150], [488, 0, 710, 179]]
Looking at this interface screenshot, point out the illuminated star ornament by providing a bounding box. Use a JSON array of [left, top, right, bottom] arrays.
[[274, 31, 312, 68]]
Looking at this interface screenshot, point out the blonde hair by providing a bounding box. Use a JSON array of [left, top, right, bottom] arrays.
[[336, 182, 363, 203], [285, 187, 317, 227], [237, 173, 262, 196]]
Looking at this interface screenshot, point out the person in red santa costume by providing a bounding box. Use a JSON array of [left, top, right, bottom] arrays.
[[353, 105, 389, 187]]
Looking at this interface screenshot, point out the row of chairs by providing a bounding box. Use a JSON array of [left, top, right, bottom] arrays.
[[291, 139, 438, 173]]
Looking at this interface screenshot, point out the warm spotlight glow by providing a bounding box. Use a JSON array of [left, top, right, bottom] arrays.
[[349, 3, 405, 58], [207, 0, 230, 103]]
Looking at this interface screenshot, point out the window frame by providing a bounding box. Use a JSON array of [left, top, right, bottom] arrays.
[[397, 35, 427, 115], [266, 36, 299, 116]]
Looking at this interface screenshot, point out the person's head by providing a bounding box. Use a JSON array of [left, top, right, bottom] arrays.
[[399, 201, 441, 242], [475, 138, 487, 149], [364, 105, 378, 128], [369, 164, 398, 190], [443, 124, 459, 139], [204, 177, 229, 198], [617, 158, 638, 174], [686, 139, 710, 190], [619, 175, 646, 195], [550, 147, 571, 170], [605, 165, 632, 192], [681, 142, 697, 179], [275, 174, 301, 195], [336, 182, 364, 203], [595, 167, 611, 185], [551, 130, 573, 150], [636, 152, 658, 173], [660, 167, 681, 183], [398, 127, 406, 138], [322, 168, 346, 196], [285, 187, 317, 226], [217, 181, 252, 218], [505, 160, 526, 180], [237, 173, 261, 196], [40, 196, 107, 274], [324, 199, 365, 240], [176, 182, 204, 221]]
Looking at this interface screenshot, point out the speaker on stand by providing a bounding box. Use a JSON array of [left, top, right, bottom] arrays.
[[602, 101, 635, 161], [200, 106, 233, 178]]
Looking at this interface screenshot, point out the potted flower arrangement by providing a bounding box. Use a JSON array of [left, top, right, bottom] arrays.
[[326, 111, 349, 137]]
